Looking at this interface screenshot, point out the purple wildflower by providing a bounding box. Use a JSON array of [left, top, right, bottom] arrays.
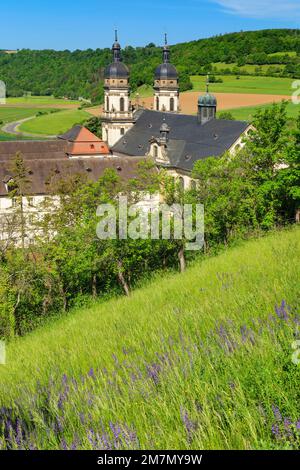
[[180, 407, 197, 443], [272, 405, 282, 421], [272, 424, 280, 440], [79, 412, 85, 425], [146, 362, 161, 385], [275, 300, 290, 320], [60, 438, 68, 450]]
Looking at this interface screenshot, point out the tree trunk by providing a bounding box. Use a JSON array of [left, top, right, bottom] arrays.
[[117, 260, 130, 296], [59, 283, 67, 311], [178, 246, 186, 273], [296, 208, 300, 224], [92, 274, 97, 298]]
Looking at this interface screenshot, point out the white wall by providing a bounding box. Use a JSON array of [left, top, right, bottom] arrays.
[[154, 90, 179, 112], [102, 85, 134, 147]]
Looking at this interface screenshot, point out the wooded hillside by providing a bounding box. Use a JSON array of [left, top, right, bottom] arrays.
[[0, 29, 300, 103]]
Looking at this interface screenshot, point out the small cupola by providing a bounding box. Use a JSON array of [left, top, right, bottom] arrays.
[[159, 118, 170, 144], [197, 74, 217, 125]]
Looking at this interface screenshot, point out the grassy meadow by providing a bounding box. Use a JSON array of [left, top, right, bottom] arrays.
[[5, 96, 81, 106], [0, 107, 58, 125], [0, 133, 22, 141], [212, 63, 286, 74], [0, 227, 299, 450], [191, 75, 294, 95], [18, 109, 90, 135], [218, 101, 300, 121]]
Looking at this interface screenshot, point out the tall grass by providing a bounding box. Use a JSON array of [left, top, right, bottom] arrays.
[[0, 227, 299, 450]]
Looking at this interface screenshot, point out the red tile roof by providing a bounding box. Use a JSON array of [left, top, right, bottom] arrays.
[[59, 125, 109, 156]]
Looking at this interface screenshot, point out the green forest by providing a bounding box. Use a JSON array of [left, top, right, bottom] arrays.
[[1, 29, 300, 103]]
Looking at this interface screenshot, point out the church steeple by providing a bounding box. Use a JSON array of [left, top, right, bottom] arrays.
[[102, 32, 134, 147], [163, 33, 170, 63], [112, 30, 121, 62], [154, 34, 179, 113]]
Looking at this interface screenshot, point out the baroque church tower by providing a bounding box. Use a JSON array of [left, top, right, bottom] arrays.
[[153, 34, 179, 113], [102, 32, 134, 147]]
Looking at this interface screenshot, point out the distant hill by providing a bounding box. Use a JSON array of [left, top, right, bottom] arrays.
[[0, 29, 300, 103]]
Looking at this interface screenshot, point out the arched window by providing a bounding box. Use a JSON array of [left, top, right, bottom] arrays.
[[120, 97, 125, 112], [190, 180, 197, 191], [106, 97, 109, 112], [178, 176, 185, 190], [170, 97, 174, 112], [153, 145, 158, 159], [156, 97, 159, 111], [202, 107, 208, 118]]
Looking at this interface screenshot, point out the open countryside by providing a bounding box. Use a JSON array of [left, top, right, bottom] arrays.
[[0, 21, 300, 458], [2, 75, 297, 137]]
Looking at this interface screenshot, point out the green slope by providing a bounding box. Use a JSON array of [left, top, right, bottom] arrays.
[[0, 227, 299, 450], [1, 29, 300, 101], [218, 101, 300, 121], [0, 107, 58, 124], [18, 109, 90, 135], [191, 75, 294, 95]]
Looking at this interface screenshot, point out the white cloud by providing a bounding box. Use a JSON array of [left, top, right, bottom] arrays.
[[212, 0, 300, 19]]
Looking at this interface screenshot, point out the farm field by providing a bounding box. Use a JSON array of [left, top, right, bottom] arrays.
[[133, 92, 291, 116], [190, 75, 294, 95], [212, 62, 286, 74], [219, 101, 300, 121], [0, 227, 299, 450], [4, 95, 80, 108], [18, 108, 90, 135]]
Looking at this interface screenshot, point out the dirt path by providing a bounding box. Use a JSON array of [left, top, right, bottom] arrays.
[[2, 116, 57, 139]]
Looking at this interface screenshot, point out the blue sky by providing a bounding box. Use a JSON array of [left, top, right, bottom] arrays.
[[1, 0, 299, 50]]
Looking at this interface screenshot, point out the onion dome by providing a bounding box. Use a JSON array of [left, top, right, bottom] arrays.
[[155, 33, 178, 80], [104, 30, 129, 79], [198, 93, 217, 107], [198, 74, 217, 107]]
